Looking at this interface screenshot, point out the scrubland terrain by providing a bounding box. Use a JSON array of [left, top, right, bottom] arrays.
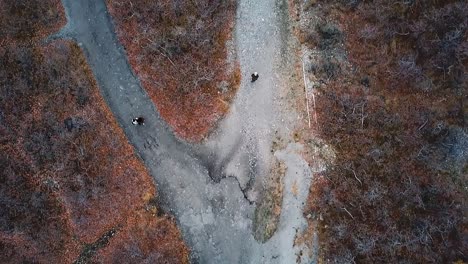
[[106, 0, 240, 142], [0, 1, 188, 262], [3, 0, 465, 263], [290, 0, 467, 262], [0, 0, 65, 42]]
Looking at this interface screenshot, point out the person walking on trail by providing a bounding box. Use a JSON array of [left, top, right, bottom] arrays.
[[132, 117, 145, 125], [251, 72, 259, 82]]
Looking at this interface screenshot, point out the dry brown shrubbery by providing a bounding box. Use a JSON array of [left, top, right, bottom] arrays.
[[0, 0, 65, 42], [0, 2, 188, 262], [91, 206, 188, 263], [292, 0, 467, 262], [0, 39, 188, 263], [106, 0, 240, 141]]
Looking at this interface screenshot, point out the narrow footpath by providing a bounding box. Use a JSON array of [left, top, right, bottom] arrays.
[[56, 0, 315, 263]]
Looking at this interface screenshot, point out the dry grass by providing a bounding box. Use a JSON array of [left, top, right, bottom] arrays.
[[0, 0, 65, 42], [0, 39, 188, 263], [91, 206, 189, 264], [0, 3, 188, 262], [106, 0, 240, 142], [291, 0, 467, 262]]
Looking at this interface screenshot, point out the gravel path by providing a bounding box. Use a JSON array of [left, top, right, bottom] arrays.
[[55, 0, 314, 263]]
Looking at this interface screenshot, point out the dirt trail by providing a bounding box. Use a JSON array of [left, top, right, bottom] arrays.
[[55, 0, 314, 263]]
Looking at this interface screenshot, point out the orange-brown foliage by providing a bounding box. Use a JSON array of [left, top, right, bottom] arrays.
[[0, 0, 65, 42], [294, 0, 467, 262], [106, 0, 239, 142], [0, 39, 188, 263], [92, 207, 189, 264], [0, 3, 188, 261]]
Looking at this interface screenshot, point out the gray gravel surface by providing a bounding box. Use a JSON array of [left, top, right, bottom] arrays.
[[55, 0, 315, 263]]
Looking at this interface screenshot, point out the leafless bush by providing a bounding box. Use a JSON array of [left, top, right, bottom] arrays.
[[359, 25, 379, 41], [0, 0, 65, 41], [317, 22, 342, 50], [299, 0, 467, 262], [107, 0, 239, 141]]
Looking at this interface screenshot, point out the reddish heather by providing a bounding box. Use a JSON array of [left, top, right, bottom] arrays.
[[0, 1, 188, 262], [92, 208, 189, 263], [106, 0, 240, 142], [0, 39, 188, 263], [0, 0, 65, 42], [291, 0, 467, 262]]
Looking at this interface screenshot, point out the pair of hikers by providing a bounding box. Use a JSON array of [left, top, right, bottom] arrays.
[[132, 72, 259, 126]]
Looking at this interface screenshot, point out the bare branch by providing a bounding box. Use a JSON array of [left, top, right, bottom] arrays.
[[351, 169, 363, 186], [302, 57, 312, 128], [342, 207, 354, 219]]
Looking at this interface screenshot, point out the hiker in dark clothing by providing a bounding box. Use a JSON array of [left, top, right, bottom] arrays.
[[132, 117, 145, 125], [251, 72, 259, 82]]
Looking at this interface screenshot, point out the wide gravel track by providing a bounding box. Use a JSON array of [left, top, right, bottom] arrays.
[[55, 0, 315, 263]]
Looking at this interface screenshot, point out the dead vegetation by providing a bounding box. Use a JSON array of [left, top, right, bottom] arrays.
[[291, 0, 467, 262], [253, 159, 286, 242], [0, 2, 188, 262], [91, 206, 188, 264], [0, 39, 188, 263], [106, 0, 240, 142], [0, 0, 65, 42]]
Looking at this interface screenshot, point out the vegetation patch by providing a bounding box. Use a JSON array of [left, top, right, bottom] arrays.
[[291, 0, 467, 262], [253, 159, 286, 242], [0, 3, 188, 262], [74, 228, 118, 264], [106, 0, 240, 142], [90, 207, 189, 264], [0, 0, 65, 42]]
